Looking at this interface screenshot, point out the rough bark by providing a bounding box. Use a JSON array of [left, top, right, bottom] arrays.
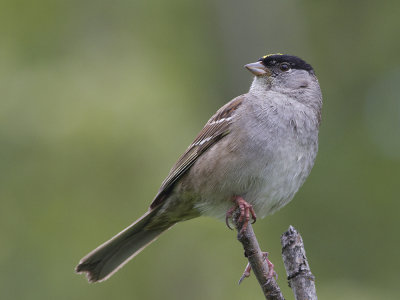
[[281, 225, 318, 300], [233, 212, 285, 300]]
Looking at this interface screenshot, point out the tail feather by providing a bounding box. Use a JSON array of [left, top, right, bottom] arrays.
[[76, 207, 172, 282]]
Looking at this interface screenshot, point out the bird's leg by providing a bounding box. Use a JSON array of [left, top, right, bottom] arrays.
[[238, 252, 277, 284], [238, 262, 252, 284], [225, 196, 256, 233]]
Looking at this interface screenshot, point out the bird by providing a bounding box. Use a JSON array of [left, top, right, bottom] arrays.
[[75, 53, 322, 283]]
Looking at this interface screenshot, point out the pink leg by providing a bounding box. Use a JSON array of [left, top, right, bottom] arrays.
[[225, 196, 257, 234], [238, 252, 277, 284]]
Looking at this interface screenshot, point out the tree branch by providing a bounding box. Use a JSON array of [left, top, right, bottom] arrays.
[[233, 211, 285, 300], [281, 225, 318, 300]]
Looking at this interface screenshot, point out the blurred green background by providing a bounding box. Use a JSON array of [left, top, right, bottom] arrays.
[[1, 0, 400, 299]]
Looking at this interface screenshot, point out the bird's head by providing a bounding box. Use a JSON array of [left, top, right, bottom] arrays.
[[245, 53, 318, 92]]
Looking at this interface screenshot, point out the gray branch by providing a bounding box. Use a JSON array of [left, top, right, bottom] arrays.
[[281, 225, 318, 300], [233, 212, 285, 300], [233, 209, 317, 300]]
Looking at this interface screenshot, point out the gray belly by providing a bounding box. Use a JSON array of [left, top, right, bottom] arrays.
[[171, 132, 317, 221]]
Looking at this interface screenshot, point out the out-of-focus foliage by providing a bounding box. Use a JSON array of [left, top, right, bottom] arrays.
[[1, 0, 399, 299]]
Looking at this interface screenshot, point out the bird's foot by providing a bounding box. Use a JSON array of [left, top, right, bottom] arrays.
[[238, 252, 277, 284], [225, 196, 256, 234]]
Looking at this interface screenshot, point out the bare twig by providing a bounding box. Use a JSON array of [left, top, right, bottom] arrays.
[[233, 211, 285, 300], [281, 226, 317, 300]]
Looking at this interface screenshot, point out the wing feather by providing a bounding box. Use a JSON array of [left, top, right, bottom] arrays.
[[149, 96, 244, 209]]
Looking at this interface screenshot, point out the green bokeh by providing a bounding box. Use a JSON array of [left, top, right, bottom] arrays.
[[1, 0, 399, 299]]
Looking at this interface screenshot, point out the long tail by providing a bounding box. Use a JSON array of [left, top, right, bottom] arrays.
[[75, 206, 172, 282]]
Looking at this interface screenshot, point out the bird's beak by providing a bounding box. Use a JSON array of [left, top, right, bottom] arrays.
[[244, 61, 271, 76]]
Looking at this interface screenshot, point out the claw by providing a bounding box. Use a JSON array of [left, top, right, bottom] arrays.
[[225, 216, 233, 230], [225, 206, 236, 230], [250, 206, 257, 224]]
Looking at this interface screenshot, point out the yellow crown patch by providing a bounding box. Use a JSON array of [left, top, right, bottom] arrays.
[[262, 53, 283, 59]]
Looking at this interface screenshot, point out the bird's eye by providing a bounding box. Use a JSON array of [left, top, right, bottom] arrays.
[[280, 63, 290, 72]]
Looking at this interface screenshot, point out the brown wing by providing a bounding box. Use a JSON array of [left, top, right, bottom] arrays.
[[149, 96, 244, 209]]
